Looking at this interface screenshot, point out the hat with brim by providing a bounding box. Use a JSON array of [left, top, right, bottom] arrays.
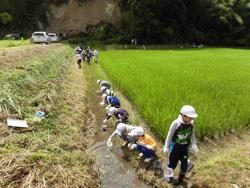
[[186, 113, 198, 118], [115, 123, 126, 135], [180, 105, 198, 118]]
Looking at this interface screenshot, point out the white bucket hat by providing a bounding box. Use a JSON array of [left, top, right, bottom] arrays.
[[130, 127, 144, 136], [115, 123, 126, 135]]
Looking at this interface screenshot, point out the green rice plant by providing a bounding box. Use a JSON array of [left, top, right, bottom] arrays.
[[100, 48, 250, 140]]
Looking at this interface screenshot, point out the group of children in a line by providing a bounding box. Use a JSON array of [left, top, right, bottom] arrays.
[[97, 80, 157, 163], [96, 79, 200, 185], [75, 44, 98, 68]]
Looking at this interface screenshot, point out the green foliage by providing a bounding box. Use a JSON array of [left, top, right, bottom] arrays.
[[0, 12, 12, 24], [0, 0, 49, 32], [0, 40, 30, 50], [49, 0, 70, 5], [1, 0, 250, 45], [87, 23, 127, 44], [116, 0, 250, 45], [101, 49, 250, 140]]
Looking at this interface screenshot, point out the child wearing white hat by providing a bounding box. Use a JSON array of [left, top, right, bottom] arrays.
[[107, 123, 139, 147], [163, 105, 199, 185]]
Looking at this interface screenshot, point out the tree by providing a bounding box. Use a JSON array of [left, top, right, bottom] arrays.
[[0, 12, 12, 24]]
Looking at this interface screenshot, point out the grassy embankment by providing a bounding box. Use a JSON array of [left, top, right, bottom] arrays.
[[0, 39, 30, 50], [0, 44, 100, 187], [191, 130, 250, 187]]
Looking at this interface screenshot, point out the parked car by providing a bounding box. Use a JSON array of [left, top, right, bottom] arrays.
[[31, 31, 51, 44], [48, 33, 59, 42], [4, 33, 21, 40]]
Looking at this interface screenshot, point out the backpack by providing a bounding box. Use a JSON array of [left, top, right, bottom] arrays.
[[109, 97, 120, 107]]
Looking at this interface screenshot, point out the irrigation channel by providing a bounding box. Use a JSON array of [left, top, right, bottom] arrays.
[[91, 134, 152, 188], [85, 69, 152, 188], [82, 62, 175, 188]]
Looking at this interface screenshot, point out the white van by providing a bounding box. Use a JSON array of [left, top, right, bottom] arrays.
[[31, 31, 51, 44], [48, 33, 59, 42]]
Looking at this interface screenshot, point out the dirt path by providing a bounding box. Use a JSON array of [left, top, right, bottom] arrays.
[[0, 44, 61, 68]]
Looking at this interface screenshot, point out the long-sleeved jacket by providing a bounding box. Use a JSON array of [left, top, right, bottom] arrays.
[[164, 115, 197, 151], [99, 80, 110, 88]]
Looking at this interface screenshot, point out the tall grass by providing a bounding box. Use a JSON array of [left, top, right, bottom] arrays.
[[0, 39, 30, 49], [100, 48, 250, 140], [0, 45, 100, 187], [0, 45, 71, 118]]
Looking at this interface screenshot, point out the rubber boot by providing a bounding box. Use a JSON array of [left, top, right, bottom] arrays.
[[174, 173, 185, 186], [164, 167, 174, 183], [187, 161, 195, 173]]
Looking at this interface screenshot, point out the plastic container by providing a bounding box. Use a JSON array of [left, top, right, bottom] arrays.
[[35, 111, 45, 118]]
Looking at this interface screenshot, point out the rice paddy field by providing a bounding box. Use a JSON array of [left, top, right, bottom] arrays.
[[100, 48, 250, 140]]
